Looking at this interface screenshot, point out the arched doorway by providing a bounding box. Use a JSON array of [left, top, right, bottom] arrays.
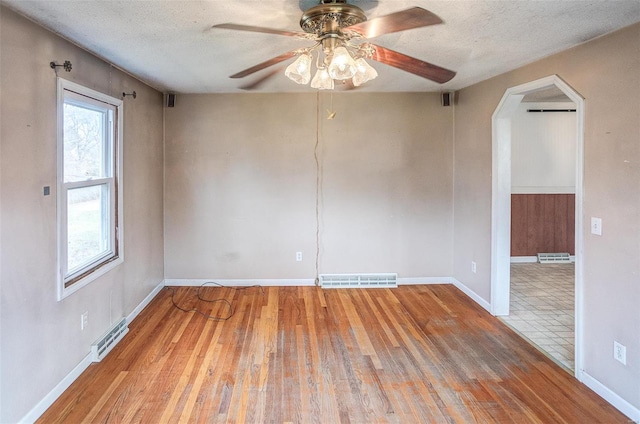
[[490, 75, 585, 378]]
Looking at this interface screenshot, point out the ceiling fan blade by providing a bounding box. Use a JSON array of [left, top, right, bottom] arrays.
[[345, 7, 442, 38], [230, 51, 298, 79], [239, 67, 283, 90], [212, 23, 308, 38], [370, 44, 456, 84]]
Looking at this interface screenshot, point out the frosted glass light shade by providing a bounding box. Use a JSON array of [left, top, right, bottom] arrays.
[[328, 47, 356, 80], [310, 68, 334, 90], [285, 54, 312, 85], [352, 58, 378, 87]]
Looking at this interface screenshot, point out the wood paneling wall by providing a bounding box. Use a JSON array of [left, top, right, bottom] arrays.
[[511, 194, 575, 256]]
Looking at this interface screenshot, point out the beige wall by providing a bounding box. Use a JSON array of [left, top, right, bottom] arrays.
[[2, 3, 638, 420], [164, 93, 454, 280], [0, 7, 164, 422], [453, 23, 640, 411]]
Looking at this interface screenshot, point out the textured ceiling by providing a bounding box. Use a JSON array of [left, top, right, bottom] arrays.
[[3, 0, 639, 93], [522, 86, 571, 103]]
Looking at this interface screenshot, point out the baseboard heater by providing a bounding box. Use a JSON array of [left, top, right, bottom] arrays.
[[91, 317, 128, 362], [320, 273, 398, 289], [537, 252, 571, 264]]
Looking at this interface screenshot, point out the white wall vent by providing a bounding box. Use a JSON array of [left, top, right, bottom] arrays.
[[320, 273, 398, 289], [537, 252, 571, 263], [91, 317, 128, 362]]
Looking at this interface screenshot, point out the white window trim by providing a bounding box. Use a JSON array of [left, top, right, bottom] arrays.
[[56, 78, 124, 300]]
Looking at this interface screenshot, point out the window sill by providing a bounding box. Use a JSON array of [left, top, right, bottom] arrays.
[[57, 256, 123, 301]]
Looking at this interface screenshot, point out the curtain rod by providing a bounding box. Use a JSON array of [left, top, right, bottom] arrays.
[[527, 109, 576, 113]]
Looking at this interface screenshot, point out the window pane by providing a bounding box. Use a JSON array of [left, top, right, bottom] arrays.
[[63, 102, 108, 183], [67, 185, 110, 273]]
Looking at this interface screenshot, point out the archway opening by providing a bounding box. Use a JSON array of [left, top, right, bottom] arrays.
[[490, 75, 585, 377]]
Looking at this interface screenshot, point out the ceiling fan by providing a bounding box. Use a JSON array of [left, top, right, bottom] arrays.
[[213, 0, 456, 90]]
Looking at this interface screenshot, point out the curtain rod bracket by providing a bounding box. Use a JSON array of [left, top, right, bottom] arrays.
[[50, 60, 72, 72], [122, 91, 137, 99]]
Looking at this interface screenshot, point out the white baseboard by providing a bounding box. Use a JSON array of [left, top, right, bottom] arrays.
[[163, 278, 316, 287], [19, 353, 93, 424], [127, 281, 164, 324], [166, 277, 453, 288], [397, 277, 451, 285], [20, 279, 165, 424], [449, 277, 492, 313], [581, 371, 640, 423], [511, 256, 538, 263], [510, 256, 576, 263]]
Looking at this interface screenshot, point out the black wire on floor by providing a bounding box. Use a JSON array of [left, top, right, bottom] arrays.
[[166, 282, 264, 321]]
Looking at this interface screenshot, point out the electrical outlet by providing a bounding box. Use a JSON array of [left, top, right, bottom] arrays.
[[296, 252, 303, 262], [471, 261, 477, 274], [81, 312, 88, 331], [614, 341, 626, 365]]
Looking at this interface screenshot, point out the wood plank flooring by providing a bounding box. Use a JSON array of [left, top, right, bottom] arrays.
[[38, 285, 630, 423]]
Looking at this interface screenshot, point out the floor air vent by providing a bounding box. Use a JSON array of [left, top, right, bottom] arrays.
[[91, 318, 129, 362], [320, 273, 398, 289], [537, 253, 571, 264]]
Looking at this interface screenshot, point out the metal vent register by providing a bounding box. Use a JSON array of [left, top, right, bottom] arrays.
[[91, 317, 128, 362], [537, 253, 571, 264], [320, 273, 398, 289]]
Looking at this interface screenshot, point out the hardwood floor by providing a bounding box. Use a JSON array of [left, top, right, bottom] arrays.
[[38, 285, 630, 423]]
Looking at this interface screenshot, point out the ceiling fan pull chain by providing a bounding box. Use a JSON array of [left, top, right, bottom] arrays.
[[327, 91, 336, 120]]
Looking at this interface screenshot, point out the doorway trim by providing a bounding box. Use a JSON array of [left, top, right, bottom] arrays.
[[490, 74, 585, 378]]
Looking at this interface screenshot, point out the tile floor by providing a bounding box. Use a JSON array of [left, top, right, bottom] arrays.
[[502, 262, 575, 371]]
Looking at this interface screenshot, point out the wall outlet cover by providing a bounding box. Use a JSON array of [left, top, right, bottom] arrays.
[[614, 341, 626, 365]]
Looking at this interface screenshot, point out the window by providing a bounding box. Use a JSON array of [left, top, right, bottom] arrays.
[[57, 79, 123, 300]]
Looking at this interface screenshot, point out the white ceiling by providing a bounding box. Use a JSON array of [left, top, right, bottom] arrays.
[[3, 0, 639, 93]]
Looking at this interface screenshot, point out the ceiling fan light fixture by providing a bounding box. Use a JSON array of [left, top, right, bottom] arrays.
[[218, 6, 457, 90], [327, 46, 357, 80], [285, 53, 312, 84], [310, 68, 334, 90], [352, 57, 378, 86]]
